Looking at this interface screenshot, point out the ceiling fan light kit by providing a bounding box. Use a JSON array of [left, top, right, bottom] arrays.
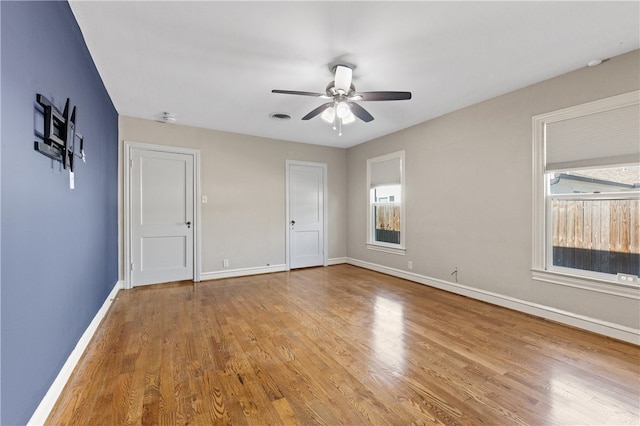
[[272, 64, 411, 136], [319, 103, 355, 136], [336, 102, 351, 119], [321, 107, 335, 123]]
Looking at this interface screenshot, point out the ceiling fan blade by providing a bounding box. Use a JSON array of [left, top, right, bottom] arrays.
[[334, 65, 353, 93], [348, 102, 374, 122], [302, 103, 333, 120], [272, 89, 327, 98], [356, 91, 412, 101]]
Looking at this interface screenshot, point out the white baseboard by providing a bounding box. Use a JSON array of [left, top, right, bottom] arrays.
[[200, 264, 286, 281], [346, 257, 640, 345], [28, 280, 123, 425], [200, 260, 347, 281]]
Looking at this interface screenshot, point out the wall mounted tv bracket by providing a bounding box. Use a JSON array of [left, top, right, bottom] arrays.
[[34, 94, 84, 171]]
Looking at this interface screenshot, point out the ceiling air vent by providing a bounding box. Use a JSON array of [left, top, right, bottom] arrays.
[[270, 113, 292, 120]]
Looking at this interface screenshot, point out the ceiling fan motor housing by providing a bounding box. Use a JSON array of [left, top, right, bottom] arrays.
[[326, 82, 356, 97]]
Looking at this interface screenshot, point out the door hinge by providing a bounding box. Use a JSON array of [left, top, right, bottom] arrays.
[[129, 159, 133, 168], [130, 262, 134, 271]]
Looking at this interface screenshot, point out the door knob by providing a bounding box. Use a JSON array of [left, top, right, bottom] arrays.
[[186, 221, 192, 228], [290, 220, 295, 226]]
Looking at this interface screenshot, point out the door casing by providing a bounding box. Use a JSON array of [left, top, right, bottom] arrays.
[[123, 141, 201, 289]]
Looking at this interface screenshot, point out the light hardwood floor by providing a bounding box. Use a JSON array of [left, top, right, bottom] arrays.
[[46, 265, 639, 425]]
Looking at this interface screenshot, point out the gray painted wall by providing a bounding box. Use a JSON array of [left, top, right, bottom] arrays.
[[118, 117, 348, 277], [346, 50, 640, 330]]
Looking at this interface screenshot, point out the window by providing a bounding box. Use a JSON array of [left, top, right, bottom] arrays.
[[532, 91, 640, 292], [549, 166, 639, 276], [367, 151, 405, 254]]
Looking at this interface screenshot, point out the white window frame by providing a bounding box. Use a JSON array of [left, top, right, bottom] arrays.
[[366, 150, 406, 255], [532, 91, 640, 299]]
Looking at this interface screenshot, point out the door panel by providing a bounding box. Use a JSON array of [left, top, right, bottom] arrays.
[[294, 231, 321, 256], [141, 236, 187, 270], [131, 148, 194, 286], [140, 156, 187, 225], [289, 163, 325, 269]]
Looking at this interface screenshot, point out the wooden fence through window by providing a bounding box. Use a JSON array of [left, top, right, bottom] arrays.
[[551, 199, 639, 275], [374, 204, 401, 244]]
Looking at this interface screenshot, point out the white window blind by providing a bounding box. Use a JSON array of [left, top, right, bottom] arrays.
[[370, 157, 401, 188], [545, 103, 640, 172]]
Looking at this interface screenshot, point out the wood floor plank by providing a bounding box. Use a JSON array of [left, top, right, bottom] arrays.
[[45, 265, 640, 425]]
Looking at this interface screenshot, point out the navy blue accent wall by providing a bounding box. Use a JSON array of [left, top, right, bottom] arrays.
[[1, 1, 118, 424]]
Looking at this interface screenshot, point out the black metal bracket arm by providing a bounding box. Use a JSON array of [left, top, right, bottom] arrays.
[[34, 93, 84, 172]]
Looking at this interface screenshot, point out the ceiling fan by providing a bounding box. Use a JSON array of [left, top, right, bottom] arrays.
[[272, 65, 411, 136]]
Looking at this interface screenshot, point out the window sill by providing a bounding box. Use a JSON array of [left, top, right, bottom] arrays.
[[366, 243, 406, 256], [531, 268, 640, 300]]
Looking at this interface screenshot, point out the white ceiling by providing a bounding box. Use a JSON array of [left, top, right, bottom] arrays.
[[69, 1, 639, 149]]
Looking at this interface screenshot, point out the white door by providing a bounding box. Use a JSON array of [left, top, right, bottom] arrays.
[[130, 148, 194, 286], [288, 162, 326, 269]]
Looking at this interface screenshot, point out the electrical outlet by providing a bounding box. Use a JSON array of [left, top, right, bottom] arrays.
[[223, 259, 229, 268], [617, 273, 638, 284], [202, 195, 208, 204], [408, 261, 413, 270]]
